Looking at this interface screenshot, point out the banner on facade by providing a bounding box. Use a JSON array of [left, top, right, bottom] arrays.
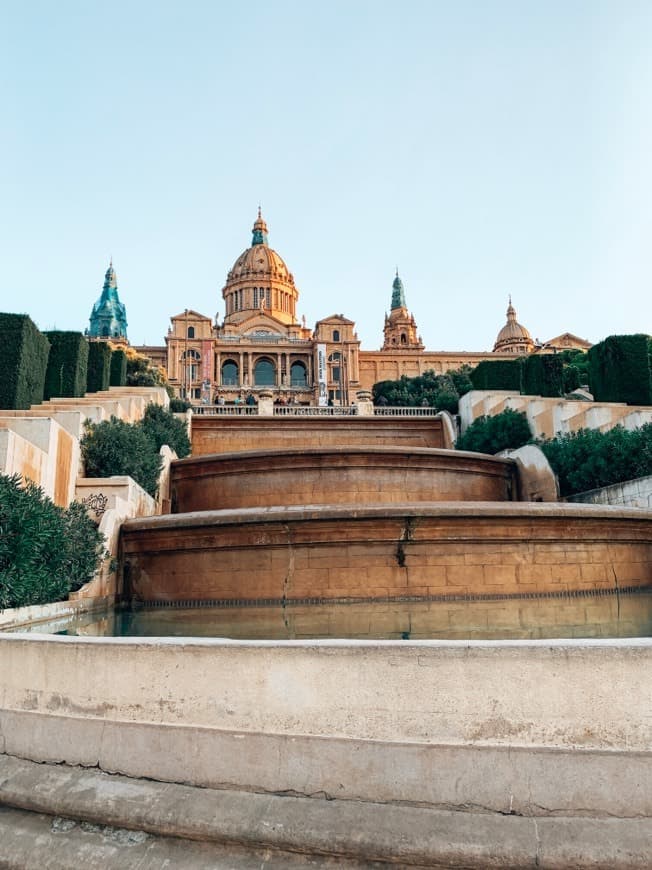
[[317, 343, 328, 406]]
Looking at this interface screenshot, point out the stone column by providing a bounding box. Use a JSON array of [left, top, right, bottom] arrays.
[[258, 389, 274, 416], [356, 390, 374, 416]]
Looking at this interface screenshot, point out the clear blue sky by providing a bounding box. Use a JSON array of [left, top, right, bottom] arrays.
[[1, 0, 650, 351]]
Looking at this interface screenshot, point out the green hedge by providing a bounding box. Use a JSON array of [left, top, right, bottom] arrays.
[[0, 313, 50, 409], [588, 334, 652, 405], [521, 354, 564, 397], [87, 341, 112, 393], [110, 349, 127, 387], [43, 331, 89, 399], [470, 360, 522, 392]]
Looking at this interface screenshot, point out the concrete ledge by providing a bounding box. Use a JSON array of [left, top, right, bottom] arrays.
[[0, 757, 650, 869], [1, 710, 651, 816]]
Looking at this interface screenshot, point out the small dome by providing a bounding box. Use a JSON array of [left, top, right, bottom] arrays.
[[493, 298, 533, 353]]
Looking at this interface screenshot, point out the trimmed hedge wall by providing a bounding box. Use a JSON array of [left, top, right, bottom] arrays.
[[521, 354, 563, 397], [110, 348, 127, 387], [86, 341, 112, 393], [588, 334, 652, 405], [0, 313, 50, 409], [43, 331, 89, 399], [470, 360, 522, 392]]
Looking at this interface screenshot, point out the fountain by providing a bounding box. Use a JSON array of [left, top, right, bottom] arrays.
[[1, 410, 651, 865]]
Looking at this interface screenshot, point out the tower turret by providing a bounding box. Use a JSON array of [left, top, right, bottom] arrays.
[[381, 270, 423, 351], [88, 260, 128, 342]]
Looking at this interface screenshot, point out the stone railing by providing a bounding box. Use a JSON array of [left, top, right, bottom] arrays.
[[373, 407, 442, 417], [191, 405, 258, 416]]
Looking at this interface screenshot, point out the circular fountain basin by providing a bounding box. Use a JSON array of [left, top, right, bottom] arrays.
[[171, 447, 518, 512], [120, 502, 652, 605]]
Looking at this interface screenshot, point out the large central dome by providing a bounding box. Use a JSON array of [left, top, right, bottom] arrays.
[[222, 210, 299, 327]]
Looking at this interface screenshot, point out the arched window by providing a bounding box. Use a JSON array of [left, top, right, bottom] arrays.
[[290, 361, 307, 387], [328, 352, 341, 384], [187, 326, 195, 338], [333, 329, 340, 342], [400, 333, 407, 344], [221, 360, 239, 386], [101, 326, 109, 337], [254, 357, 276, 386], [182, 349, 201, 384]]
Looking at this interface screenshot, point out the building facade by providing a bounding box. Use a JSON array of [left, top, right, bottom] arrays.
[[133, 211, 591, 404]]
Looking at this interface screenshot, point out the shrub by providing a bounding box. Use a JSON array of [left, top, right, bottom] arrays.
[[126, 350, 167, 387], [0, 314, 50, 409], [0, 474, 105, 609], [588, 334, 652, 405], [81, 416, 162, 498], [373, 366, 474, 412], [43, 331, 89, 399], [140, 403, 191, 458], [169, 397, 191, 412], [456, 408, 532, 454], [540, 424, 652, 497], [87, 341, 112, 392], [470, 360, 522, 392], [110, 348, 127, 387]]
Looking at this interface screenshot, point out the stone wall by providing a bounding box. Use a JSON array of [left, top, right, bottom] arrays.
[[171, 447, 517, 512], [121, 503, 652, 604], [1, 633, 650, 818], [190, 415, 446, 456], [459, 389, 652, 440], [567, 474, 652, 510]]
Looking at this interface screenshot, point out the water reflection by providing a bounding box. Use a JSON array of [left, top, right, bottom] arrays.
[[9, 592, 652, 640]]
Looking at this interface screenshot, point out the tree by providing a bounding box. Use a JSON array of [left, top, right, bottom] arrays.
[[373, 366, 474, 412], [456, 409, 532, 454], [125, 348, 167, 387], [140, 403, 191, 458], [81, 416, 162, 498], [539, 424, 652, 497]]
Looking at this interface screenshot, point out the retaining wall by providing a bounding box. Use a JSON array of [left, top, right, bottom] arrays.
[[0, 634, 650, 818]]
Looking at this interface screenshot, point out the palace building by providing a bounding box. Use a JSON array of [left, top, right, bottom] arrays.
[[122, 210, 591, 404]]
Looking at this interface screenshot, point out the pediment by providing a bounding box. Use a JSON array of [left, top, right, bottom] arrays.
[[170, 309, 212, 323]]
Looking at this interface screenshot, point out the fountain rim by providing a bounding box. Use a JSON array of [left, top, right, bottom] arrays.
[[122, 500, 652, 532]]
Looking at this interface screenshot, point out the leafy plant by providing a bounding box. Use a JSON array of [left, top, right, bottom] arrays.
[[169, 397, 191, 412], [81, 416, 162, 497], [0, 474, 105, 609], [125, 349, 167, 387], [456, 408, 532, 454], [373, 366, 474, 412], [540, 424, 652, 497], [140, 403, 191, 458]]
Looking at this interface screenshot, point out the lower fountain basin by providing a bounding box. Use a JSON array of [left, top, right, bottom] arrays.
[[120, 502, 652, 604]]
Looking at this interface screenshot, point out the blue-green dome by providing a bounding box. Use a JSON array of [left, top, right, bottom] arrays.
[[88, 261, 128, 340]]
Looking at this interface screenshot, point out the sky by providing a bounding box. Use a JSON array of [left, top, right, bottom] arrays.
[[1, 0, 650, 352]]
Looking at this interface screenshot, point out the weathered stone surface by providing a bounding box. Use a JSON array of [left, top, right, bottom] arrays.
[[1, 758, 651, 869], [171, 447, 518, 512], [190, 414, 446, 455], [120, 502, 652, 603]]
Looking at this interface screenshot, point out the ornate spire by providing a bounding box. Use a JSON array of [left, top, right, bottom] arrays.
[[391, 269, 406, 310], [88, 260, 128, 340], [506, 295, 516, 320], [251, 207, 269, 246], [104, 259, 117, 289]]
